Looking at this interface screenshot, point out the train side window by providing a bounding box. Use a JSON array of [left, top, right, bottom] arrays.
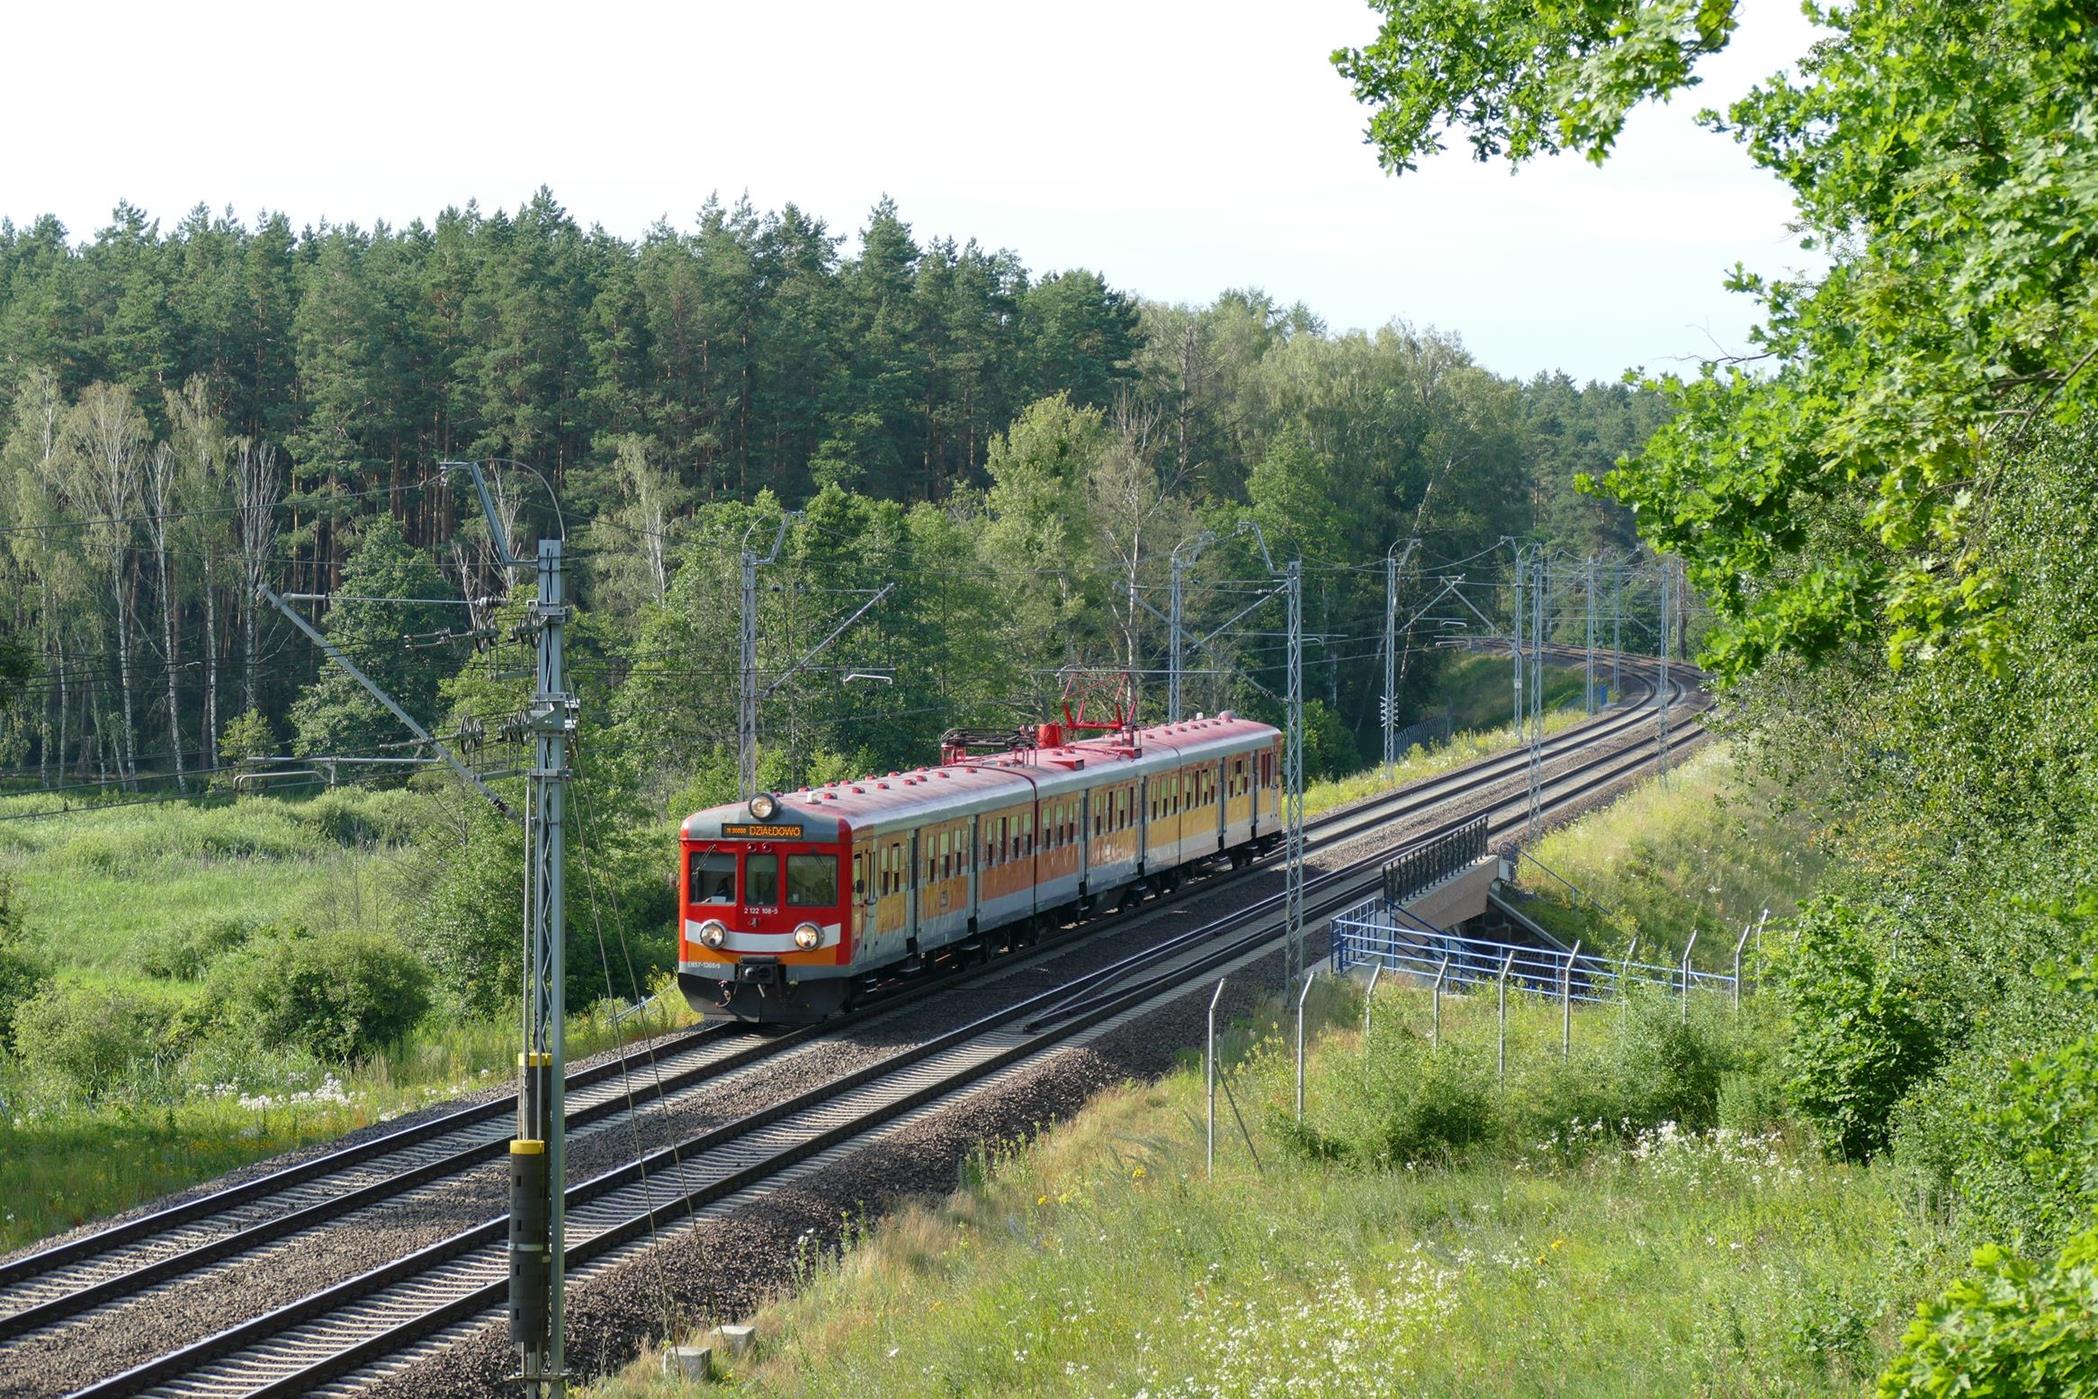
[[689, 851, 736, 905], [788, 854, 838, 906], [745, 854, 779, 906]]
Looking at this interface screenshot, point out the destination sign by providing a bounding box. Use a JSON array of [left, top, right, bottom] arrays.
[[720, 823, 805, 839]]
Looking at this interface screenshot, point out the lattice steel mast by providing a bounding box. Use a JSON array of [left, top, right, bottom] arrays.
[[1284, 556, 1305, 993]]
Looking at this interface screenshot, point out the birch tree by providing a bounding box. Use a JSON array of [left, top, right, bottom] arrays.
[[61, 384, 148, 787], [234, 437, 280, 714], [142, 440, 186, 788], [169, 378, 231, 757]]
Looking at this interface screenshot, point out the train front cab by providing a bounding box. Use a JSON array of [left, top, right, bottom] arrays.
[[677, 803, 854, 1022]]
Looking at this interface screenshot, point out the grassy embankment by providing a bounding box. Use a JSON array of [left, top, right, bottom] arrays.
[[1506, 743, 1826, 968], [593, 746, 1924, 1398]]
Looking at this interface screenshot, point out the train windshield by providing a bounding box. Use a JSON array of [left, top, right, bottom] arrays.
[[689, 852, 735, 904], [745, 854, 780, 906], [787, 853, 838, 906]]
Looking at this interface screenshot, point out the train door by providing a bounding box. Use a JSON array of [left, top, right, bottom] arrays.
[[1137, 776, 1150, 871], [967, 813, 981, 924], [1214, 760, 1226, 848], [853, 839, 874, 943], [1078, 788, 1091, 893], [906, 829, 921, 942]]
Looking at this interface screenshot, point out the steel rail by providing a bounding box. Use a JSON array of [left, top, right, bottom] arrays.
[[75, 698, 1701, 1399]]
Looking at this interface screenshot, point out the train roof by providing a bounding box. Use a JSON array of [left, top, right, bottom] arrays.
[[680, 712, 1278, 841]]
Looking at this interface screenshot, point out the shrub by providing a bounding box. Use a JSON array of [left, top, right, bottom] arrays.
[[1281, 1035, 1498, 1169], [406, 811, 527, 1015], [138, 917, 254, 982], [214, 926, 431, 1063], [1718, 1063, 1791, 1135], [214, 708, 274, 791], [1773, 897, 1943, 1158], [1609, 993, 1733, 1132], [11, 983, 176, 1096], [1918, 1029, 2098, 1257], [0, 876, 39, 1052], [405, 802, 676, 1016], [1878, 1228, 2098, 1397], [294, 788, 428, 848]]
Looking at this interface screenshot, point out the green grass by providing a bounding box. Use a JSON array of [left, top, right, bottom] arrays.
[[1507, 744, 1826, 967], [590, 985, 1949, 1398], [0, 786, 425, 979]]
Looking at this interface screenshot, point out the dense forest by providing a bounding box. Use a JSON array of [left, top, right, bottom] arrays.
[[0, 190, 1660, 799]]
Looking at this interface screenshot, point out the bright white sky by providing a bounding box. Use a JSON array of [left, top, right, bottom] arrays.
[[3, 0, 1819, 385]]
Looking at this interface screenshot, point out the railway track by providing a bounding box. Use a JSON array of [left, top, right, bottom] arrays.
[[8, 665, 1701, 1397], [0, 659, 1691, 1347]]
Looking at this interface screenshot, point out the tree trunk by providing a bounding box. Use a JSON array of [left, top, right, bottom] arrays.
[[51, 607, 66, 787], [114, 555, 139, 789], [204, 554, 220, 769], [155, 530, 186, 792]]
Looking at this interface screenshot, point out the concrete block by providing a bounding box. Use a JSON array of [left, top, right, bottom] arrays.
[[713, 1324, 757, 1358], [662, 1344, 713, 1380]]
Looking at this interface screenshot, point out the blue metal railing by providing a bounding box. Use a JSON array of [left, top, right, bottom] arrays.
[[1331, 905, 1741, 1005]]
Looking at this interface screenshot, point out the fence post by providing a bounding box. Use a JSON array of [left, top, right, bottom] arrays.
[[1562, 939, 1581, 1059], [1432, 953, 1450, 1051], [1732, 922, 1752, 1011], [1680, 929, 1699, 1024], [1207, 979, 1226, 1177], [1362, 964, 1382, 1040], [1294, 969, 1315, 1123], [1496, 949, 1516, 1082], [1620, 935, 1637, 1026]]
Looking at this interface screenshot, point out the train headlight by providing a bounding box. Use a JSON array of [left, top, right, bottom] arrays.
[[696, 920, 728, 949], [792, 922, 822, 950], [748, 792, 780, 821]]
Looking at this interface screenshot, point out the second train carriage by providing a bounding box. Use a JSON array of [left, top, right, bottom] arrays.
[[677, 713, 1283, 1023]]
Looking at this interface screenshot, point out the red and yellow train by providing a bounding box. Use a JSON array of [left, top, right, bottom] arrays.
[[677, 714, 1284, 1022]]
